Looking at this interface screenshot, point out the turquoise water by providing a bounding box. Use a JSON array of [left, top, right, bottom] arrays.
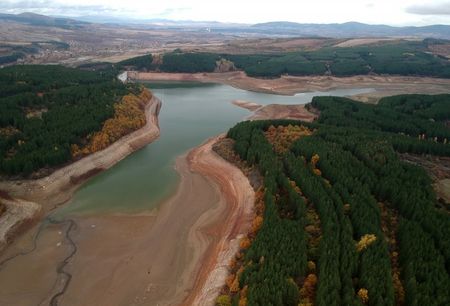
[[55, 83, 374, 216]]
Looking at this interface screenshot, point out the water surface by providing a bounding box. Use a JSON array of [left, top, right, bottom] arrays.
[[55, 83, 374, 216]]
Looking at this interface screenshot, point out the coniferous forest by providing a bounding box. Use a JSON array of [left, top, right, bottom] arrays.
[[219, 94, 450, 306], [144, 40, 450, 78], [0, 65, 146, 177]]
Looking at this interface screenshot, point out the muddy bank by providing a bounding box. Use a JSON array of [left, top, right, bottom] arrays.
[[0, 96, 161, 252], [232, 100, 318, 122], [56, 136, 254, 306], [0, 135, 254, 306], [183, 136, 255, 306], [232, 100, 261, 112], [131, 71, 450, 100], [55, 151, 224, 306], [0, 198, 41, 251], [249, 104, 317, 121], [0, 218, 73, 306]]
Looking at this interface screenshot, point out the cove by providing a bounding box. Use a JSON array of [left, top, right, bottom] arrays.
[[55, 83, 374, 216]]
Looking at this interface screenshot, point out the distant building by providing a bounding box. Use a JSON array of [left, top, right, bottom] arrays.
[[118, 71, 128, 83]]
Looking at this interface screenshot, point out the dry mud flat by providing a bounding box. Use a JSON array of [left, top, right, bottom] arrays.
[[56, 136, 254, 306], [233, 100, 318, 121], [132, 71, 450, 101], [0, 135, 254, 306], [0, 198, 41, 251]]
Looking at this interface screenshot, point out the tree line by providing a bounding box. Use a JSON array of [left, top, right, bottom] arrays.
[[220, 93, 449, 305], [0, 65, 142, 177], [122, 40, 450, 78]]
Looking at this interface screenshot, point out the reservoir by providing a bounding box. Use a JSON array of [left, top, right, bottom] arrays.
[[56, 83, 374, 216]]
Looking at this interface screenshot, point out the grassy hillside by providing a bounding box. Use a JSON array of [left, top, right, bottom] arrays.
[[220, 94, 450, 306], [0, 65, 147, 177]]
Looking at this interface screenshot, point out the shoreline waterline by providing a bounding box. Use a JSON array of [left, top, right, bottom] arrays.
[[0, 82, 377, 305]]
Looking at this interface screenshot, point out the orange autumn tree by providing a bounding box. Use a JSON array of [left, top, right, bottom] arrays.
[[251, 215, 263, 234], [240, 237, 251, 250], [310, 154, 322, 176], [239, 285, 248, 306], [227, 266, 244, 293], [72, 88, 152, 158], [299, 273, 318, 305], [358, 288, 369, 304], [265, 124, 312, 153]]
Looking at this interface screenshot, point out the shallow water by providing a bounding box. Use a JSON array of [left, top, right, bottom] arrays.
[[55, 83, 374, 216]]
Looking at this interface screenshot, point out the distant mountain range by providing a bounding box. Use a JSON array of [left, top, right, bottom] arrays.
[[0, 12, 88, 29], [1, 12, 450, 39], [74, 15, 246, 28], [250, 21, 450, 39]]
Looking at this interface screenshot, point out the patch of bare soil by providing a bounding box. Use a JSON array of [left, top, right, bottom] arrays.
[[231, 99, 318, 122], [249, 104, 317, 121], [231, 100, 261, 112], [333, 38, 404, 48], [401, 153, 450, 210], [428, 43, 450, 59]]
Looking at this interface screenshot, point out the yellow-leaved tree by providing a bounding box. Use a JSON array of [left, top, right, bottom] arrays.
[[356, 234, 377, 252], [71, 88, 152, 159]]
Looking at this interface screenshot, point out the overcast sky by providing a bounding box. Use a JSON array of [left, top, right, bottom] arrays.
[[1, 0, 450, 25]]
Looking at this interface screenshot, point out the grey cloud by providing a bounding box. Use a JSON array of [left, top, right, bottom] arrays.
[[0, 0, 127, 16], [0, 0, 55, 10], [154, 7, 191, 19], [406, 2, 450, 15], [159, 7, 190, 16]]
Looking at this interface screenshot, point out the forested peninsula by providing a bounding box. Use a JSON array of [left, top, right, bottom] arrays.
[[216, 94, 450, 306], [0, 65, 153, 177]]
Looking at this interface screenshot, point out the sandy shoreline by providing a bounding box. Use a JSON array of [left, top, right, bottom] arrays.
[[131, 71, 450, 101], [0, 135, 254, 306], [182, 136, 255, 306], [0, 95, 161, 252], [59, 136, 254, 306]]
